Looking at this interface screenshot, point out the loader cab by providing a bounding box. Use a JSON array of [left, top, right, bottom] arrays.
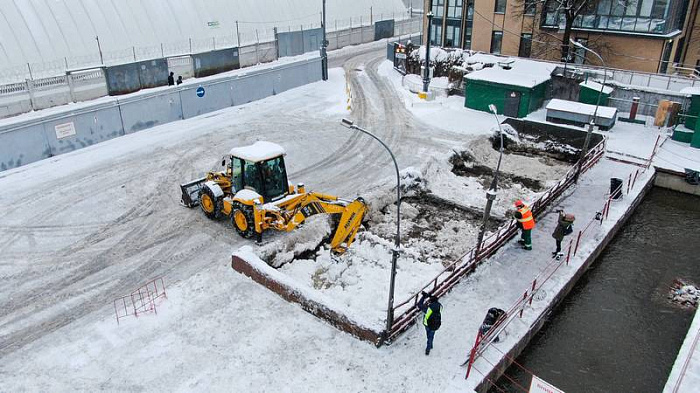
[[229, 142, 289, 202]]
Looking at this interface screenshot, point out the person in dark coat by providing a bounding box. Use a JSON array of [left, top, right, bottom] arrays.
[[176, 75, 183, 85], [552, 210, 575, 256], [167, 72, 175, 86], [417, 291, 443, 355]]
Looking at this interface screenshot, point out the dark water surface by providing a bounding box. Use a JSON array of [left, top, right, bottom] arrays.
[[491, 188, 700, 393]]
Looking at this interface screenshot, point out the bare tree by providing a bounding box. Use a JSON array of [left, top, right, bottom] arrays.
[[511, 0, 601, 62]]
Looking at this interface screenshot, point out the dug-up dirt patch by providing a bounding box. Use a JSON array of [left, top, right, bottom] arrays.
[[450, 136, 571, 192]]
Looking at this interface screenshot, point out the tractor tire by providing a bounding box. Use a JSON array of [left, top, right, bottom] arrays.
[[231, 202, 256, 239], [200, 185, 224, 220]]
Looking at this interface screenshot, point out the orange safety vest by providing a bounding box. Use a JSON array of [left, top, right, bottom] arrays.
[[517, 205, 535, 230]]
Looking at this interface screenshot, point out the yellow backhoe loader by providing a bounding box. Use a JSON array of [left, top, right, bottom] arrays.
[[180, 141, 367, 254]]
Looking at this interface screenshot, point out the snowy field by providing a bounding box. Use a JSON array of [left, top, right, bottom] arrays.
[[1, 42, 699, 393]]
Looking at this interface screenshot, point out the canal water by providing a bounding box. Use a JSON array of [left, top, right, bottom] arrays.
[[491, 188, 700, 393]]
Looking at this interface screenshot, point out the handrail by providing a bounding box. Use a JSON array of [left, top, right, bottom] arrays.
[[387, 137, 607, 340]]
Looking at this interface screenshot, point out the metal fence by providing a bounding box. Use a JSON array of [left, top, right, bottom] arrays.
[[0, 16, 421, 85], [0, 57, 322, 172], [0, 16, 422, 120]]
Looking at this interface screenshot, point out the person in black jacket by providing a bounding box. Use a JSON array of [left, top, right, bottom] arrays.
[[417, 291, 443, 355], [167, 72, 175, 86]]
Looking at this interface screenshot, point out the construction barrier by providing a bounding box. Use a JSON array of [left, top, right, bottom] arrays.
[[113, 277, 167, 325], [463, 143, 660, 383], [385, 138, 608, 343]]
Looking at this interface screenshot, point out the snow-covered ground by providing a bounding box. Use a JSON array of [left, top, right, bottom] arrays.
[[1, 43, 699, 393]]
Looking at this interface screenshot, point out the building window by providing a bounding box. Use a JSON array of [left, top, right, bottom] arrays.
[[659, 40, 673, 73], [430, 22, 443, 46], [519, 33, 532, 57], [433, 0, 445, 18], [445, 19, 462, 47], [524, 0, 536, 15], [541, 0, 681, 35], [495, 0, 507, 13], [447, 0, 463, 18], [491, 31, 503, 54], [463, 0, 475, 49], [464, 21, 473, 50]]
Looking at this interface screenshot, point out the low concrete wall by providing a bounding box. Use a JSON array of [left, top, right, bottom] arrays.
[[0, 57, 322, 172], [654, 167, 700, 196], [232, 254, 383, 345], [475, 172, 656, 393]]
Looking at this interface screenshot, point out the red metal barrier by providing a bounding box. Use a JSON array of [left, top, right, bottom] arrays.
[[462, 164, 643, 378], [386, 139, 607, 342], [114, 277, 167, 325]]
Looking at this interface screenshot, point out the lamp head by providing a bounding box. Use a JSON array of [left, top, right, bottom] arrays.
[[570, 39, 583, 48], [341, 118, 354, 128], [488, 104, 497, 114]]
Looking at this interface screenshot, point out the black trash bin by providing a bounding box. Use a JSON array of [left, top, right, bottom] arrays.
[[610, 178, 623, 200]]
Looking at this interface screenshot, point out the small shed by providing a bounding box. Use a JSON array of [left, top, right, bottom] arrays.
[[578, 80, 613, 106], [546, 99, 618, 130], [464, 57, 555, 118], [680, 86, 700, 130]]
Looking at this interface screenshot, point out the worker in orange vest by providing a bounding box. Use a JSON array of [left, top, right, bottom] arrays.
[[514, 200, 535, 250]]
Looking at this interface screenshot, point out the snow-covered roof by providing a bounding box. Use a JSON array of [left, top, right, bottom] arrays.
[[546, 99, 618, 118], [579, 80, 614, 95], [465, 57, 556, 88], [0, 0, 406, 70], [230, 141, 286, 162]]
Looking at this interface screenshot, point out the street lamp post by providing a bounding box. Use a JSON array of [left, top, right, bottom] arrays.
[[475, 104, 505, 255], [321, 0, 329, 81], [423, 10, 434, 92], [340, 118, 401, 339], [570, 39, 607, 182]]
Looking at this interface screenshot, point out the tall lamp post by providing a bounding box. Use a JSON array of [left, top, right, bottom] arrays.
[[321, 0, 329, 81], [476, 104, 505, 254], [423, 10, 434, 92], [340, 118, 401, 338], [570, 39, 607, 182]]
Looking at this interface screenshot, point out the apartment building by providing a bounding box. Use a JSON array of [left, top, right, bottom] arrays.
[[423, 0, 700, 75]]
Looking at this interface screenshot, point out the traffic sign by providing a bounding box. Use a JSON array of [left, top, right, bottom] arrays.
[[196, 86, 205, 97]]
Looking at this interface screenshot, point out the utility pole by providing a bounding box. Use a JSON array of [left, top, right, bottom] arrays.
[[423, 9, 434, 93], [321, 0, 328, 80], [95, 36, 104, 65], [236, 21, 241, 47]]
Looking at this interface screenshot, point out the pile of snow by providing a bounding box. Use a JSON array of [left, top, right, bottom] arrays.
[[254, 215, 331, 268], [670, 279, 699, 308]]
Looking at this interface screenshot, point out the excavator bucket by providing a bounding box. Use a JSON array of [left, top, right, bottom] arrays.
[[330, 198, 367, 254], [180, 177, 206, 208]]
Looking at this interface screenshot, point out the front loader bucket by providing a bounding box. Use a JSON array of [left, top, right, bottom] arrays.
[[330, 197, 367, 254], [180, 177, 206, 208]]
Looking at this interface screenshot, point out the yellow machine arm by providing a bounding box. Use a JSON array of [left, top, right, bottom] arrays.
[[254, 193, 367, 254]]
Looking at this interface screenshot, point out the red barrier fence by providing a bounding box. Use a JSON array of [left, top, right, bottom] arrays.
[[385, 138, 607, 343], [464, 156, 653, 380], [114, 277, 167, 325]]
